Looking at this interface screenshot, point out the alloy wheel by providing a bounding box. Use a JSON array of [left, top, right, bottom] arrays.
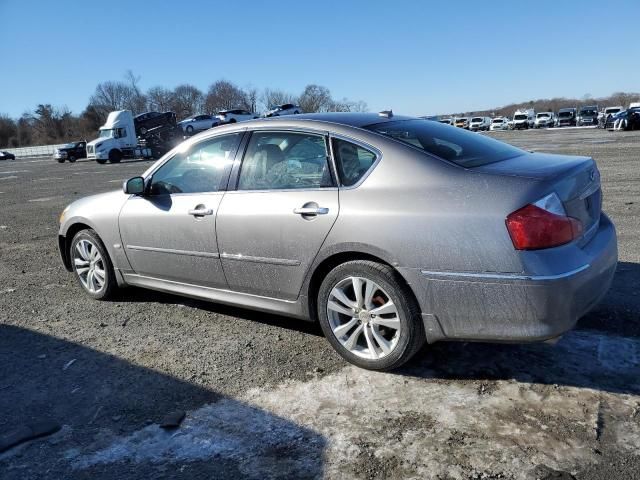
[[327, 276, 401, 360], [73, 239, 106, 293]]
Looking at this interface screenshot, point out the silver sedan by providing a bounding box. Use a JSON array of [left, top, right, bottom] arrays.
[[58, 113, 618, 370]]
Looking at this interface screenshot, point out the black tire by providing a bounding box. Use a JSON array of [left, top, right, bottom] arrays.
[[68, 155, 76, 163], [294, 111, 299, 114], [186, 125, 194, 134], [57, 158, 65, 163], [70, 229, 117, 300], [108, 149, 122, 163], [95, 158, 107, 164], [317, 260, 425, 371]]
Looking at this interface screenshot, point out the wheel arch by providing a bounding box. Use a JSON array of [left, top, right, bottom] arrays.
[[304, 247, 420, 323], [59, 221, 93, 271]]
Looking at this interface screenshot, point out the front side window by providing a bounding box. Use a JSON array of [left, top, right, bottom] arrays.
[[238, 131, 331, 190], [332, 138, 377, 187], [150, 133, 242, 195], [365, 119, 524, 168]]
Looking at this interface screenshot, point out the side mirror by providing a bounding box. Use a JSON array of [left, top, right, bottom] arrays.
[[124, 176, 145, 195]]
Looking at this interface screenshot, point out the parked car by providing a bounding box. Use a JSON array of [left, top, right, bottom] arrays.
[[534, 112, 555, 128], [454, 117, 470, 129], [178, 114, 218, 134], [599, 106, 624, 128], [216, 109, 258, 124], [557, 108, 577, 127], [608, 107, 640, 131], [469, 117, 492, 131], [577, 106, 599, 127], [512, 109, 535, 129], [439, 118, 454, 126], [54, 141, 87, 163], [0, 150, 16, 161], [490, 117, 511, 131], [57, 112, 617, 371], [263, 104, 303, 117], [134, 111, 176, 136]]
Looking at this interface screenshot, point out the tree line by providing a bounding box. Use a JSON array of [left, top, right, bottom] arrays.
[[0, 70, 367, 148]]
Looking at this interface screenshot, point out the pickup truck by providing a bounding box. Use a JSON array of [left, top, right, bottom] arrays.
[[54, 141, 87, 163]]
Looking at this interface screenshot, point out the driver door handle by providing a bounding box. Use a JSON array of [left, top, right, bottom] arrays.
[[293, 206, 329, 216], [188, 208, 214, 216]]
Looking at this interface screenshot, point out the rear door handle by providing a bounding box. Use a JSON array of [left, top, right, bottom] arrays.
[[188, 208, 214, 216], [293, 207, 329, 216]]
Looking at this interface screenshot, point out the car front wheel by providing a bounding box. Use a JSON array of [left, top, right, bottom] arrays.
[[70, 229, 117, 300], [317, 260, 425, 371]]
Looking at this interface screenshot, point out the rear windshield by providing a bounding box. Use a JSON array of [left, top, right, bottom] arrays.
[[492, 118, 503, 123], [514, 114, 527, 120], [536, 113, 550, 118], [471, 117, 483, 122], [365, 119, 524, 168]]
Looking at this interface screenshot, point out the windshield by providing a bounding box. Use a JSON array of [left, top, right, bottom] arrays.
[[536, 113, 550, 118], [605, 108, 621, 114], [99, 129, 114, 138], [492, 118, 504, 123], [471, 117, 483, 122], [456, 118, 467, 123], [558, 111, 573, 118], [365, 119, 524, 168], [514, 114, 527, 120], [580, 109, 597, 116]]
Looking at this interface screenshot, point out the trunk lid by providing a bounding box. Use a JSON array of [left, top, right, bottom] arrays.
[[476, 152, 602, 244]]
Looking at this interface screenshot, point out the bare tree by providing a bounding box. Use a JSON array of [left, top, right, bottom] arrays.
[[244, 86, 259, 113], [0, 114, 18, 148], [146, 86, 174, 112], [204, 80, 249, 113], [298, 84, 332, 113], [260, 88, 297, 111], [170, 84, 204, 119]]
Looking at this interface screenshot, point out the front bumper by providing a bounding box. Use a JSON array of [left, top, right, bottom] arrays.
[[402, 214, 617, 343], [54, 152, 67, 159]]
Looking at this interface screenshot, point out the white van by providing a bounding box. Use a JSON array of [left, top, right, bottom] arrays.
[[469, 116, 492, 131], [513, 109, 535, 129], [490, 117, 510, 131]]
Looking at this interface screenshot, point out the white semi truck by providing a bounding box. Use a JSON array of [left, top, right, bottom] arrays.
[[86, 110, 182, 164]]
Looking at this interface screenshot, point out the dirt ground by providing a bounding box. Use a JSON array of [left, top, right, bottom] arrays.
[[0, 127, 639, 479]]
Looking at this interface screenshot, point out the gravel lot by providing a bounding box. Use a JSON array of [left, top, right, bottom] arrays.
[[1, 127, 639, 479]]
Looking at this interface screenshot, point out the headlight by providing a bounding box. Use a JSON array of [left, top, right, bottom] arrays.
[[59, 205, 70, 224]]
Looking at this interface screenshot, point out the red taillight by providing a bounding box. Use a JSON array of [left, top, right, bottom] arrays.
[[506, 204, 583, 250]]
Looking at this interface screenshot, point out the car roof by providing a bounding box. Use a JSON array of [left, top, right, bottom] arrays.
[[258, 112, 415, 128]]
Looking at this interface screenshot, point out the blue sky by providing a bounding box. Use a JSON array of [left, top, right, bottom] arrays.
[[1, 0, 638, 118]]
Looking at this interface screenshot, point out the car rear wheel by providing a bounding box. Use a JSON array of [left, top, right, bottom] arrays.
[[70, 229, 117, 300], [317, 260, 425, 371], [186, 125, 194, 134], [69, 155, 76, 163]]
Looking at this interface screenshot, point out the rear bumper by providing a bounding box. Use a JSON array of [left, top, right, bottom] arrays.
[[402, 214, 617, 343]]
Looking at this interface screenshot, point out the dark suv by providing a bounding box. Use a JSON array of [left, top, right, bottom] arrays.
[[557, 108, 577, 127], [577, 106, 598, 126], [134, 111, 176, 136], [54, 141, 87, 163]]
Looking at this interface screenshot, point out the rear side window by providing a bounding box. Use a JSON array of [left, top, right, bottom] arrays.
[[365, 119, 524, 168], [332, 138, 377, 187], [238, 131, 331, 190]]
